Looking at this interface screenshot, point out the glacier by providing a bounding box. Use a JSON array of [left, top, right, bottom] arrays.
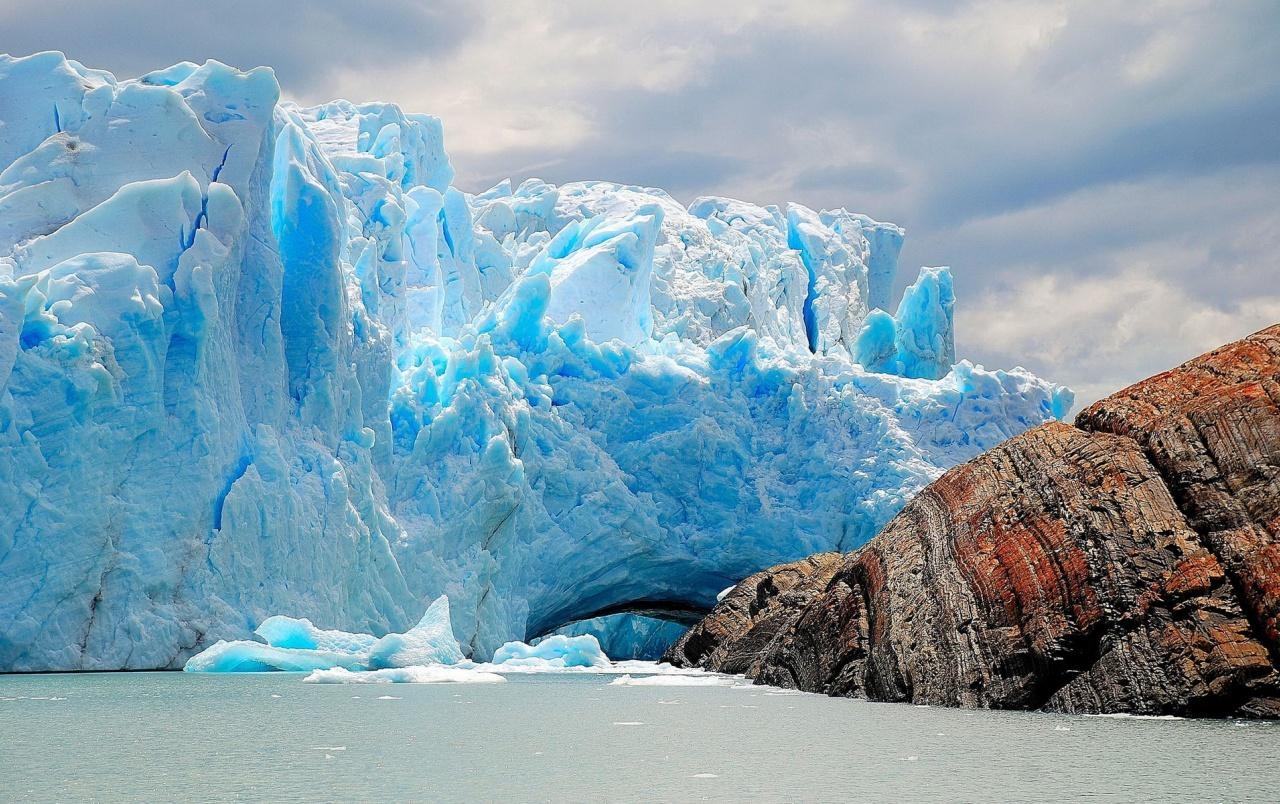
[[0, 53, 1072, 671]]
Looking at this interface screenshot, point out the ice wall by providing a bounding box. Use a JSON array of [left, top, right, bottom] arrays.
[[0, 54, 1072, 670]]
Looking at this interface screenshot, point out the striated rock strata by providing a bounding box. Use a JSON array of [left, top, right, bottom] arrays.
[[667, 325, 1280, 717]]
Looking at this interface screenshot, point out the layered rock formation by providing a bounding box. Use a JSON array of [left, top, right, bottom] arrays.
[[667, 325, 1280, 717]]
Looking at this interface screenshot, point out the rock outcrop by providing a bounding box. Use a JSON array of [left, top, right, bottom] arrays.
[[666, 325, 1280, 717]]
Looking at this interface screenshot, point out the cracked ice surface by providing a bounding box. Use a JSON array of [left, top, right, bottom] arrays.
[[0, 54, 1072, 671]]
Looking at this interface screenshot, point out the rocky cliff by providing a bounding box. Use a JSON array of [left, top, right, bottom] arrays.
[[666, 325, 1280, 717]]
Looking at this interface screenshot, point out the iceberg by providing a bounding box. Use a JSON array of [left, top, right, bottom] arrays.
[[0, 54, 1072, 671], [183, 641, 370, 674], [185, 596, 464, 672], [255, 616, 378, 653], [490, 634, 609, 669], [366, 595, 464, 668], [186, 596, 606, 677]]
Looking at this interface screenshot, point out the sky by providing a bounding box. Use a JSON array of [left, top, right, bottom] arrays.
[[3, 0, 1278, 407]]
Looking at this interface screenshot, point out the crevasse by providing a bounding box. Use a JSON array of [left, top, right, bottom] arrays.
[[0, 53, 1072, 670]]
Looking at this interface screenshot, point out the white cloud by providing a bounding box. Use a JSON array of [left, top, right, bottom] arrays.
[[959, 268, 1280, 409]]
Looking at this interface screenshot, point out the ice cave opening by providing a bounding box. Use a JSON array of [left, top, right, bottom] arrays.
[[538, 612, 694, 662]]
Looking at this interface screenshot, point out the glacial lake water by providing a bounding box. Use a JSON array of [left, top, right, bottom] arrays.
[[1, 670, 1277, 803]]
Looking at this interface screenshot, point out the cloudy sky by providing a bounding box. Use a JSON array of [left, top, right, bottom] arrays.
[[4, 0, 1277, 406]]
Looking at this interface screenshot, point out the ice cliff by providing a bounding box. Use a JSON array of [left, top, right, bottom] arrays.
[[0, 54, 1072, 671]]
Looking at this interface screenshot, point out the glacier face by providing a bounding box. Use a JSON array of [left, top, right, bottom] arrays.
[[0, 53, 1072, 671]]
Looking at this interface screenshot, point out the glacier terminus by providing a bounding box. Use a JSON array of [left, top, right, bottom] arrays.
[[0, 53, 1071, 671]]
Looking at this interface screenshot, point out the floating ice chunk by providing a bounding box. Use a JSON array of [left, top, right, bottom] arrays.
[[366, 595, 464, 668], [255, 616, 378, 653], [187, 597, 461, 673], [183, 641, 367, 673], [609, 673, 731, 686], [303, 666, 505, 684], [490, 634, 609, 669]]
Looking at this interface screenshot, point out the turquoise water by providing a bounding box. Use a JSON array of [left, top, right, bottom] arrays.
[[1, 671, 1277, 803]]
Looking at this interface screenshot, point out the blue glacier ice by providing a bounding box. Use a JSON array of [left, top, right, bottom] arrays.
[[185, 595, 603, 675], [254, 616, 378, 653], [0, 53, 1073, 671], [365, 595, 464, 668], [490, 634, 609, 669], [185, 596, 465, 673], [548, 614, 689, 661]]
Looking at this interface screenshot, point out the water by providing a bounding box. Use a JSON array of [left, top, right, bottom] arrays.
[[1, 671, 1277, 803]]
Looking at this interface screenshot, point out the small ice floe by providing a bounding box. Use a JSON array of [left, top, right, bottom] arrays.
[[656, 700, 681, 705], [304, 666, 505, 684], [609, 674, 730, 687], [310, 747, 346, 751], [1054, 726, 1071, 732], [905, 756, 919, 762], [691, 773, 719, 779], [612, 721, 644, 726], [185, 596, 465, 673], [1084, 713, 1184, 721], [486, 634, 609, 670], [376, 695, 401, 700], [270, 694, 282, 699]]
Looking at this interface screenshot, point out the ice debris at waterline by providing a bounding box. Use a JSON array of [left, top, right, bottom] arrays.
[[184, 596, 605, 674], [304, 666, 506, 684], [609, 674, 735, 687], [0, 53, 1072, 672]]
